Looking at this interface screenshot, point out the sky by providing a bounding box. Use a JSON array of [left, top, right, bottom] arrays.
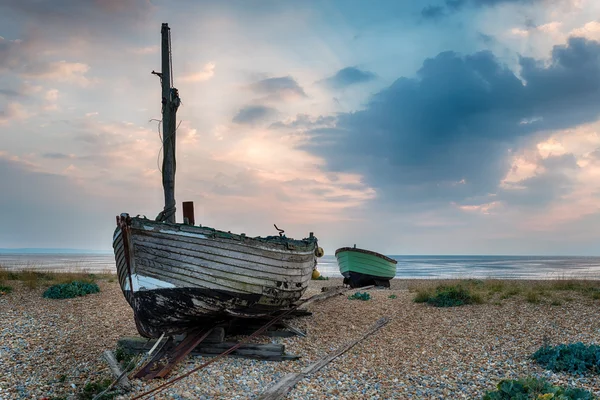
[[1, 0, 600, 255]]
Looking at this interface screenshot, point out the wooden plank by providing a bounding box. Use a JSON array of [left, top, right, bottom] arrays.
[[133, 234, 314, 275], [132, 223, 316, 260], [102, 350, 132, 390], [133, 218, 317, 254], [257, 317, 390, 400], [134, 250, 309, 291], [118, 337, 291, 361]]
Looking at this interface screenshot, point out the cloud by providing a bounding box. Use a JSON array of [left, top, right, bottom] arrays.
[[570, 20, 600, 42], [232, 105, 277, 125], [0, 102, 30, 124], [0, 89, 21, 98], [130, 45, 159, 55], [0, 0, 153, 37], [0, 36, 93, 85], [22, 61, 92, 86], [301, 37, 600, 209], [269, 114, 336, 130], [0, 150, 160, 249], [421, 0, 544, 19], [421, 5, 447, 20], [322, 67, 377, 89], [42, 152, 74, 159], [180, 62, 216, 83], [248, 76, 306, 101]]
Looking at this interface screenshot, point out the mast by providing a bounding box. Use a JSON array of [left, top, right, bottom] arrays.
[[154, 23, 180, 223]]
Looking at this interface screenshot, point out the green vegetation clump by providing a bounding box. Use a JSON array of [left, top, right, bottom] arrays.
[[313, 275, 329, 280], [388, 294, 397, 299], [78, 378, 118, 400], [0, 284, 12, 295], [348, 291, 371, 301], [482, 376, 597, 399], [414, 284, 482, 307], [532, 343, 600, 375], [114, 345, 135, 369], [43, 281, 100, 299]]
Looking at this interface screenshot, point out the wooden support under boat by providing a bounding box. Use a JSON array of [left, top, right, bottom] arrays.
[[120, 335, 299, 367], [102, 350, 132, 390]]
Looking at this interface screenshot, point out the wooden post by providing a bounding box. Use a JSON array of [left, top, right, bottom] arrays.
[[161, 23, 177, 223], [182, 201, 195, 225], [102, 350, 132, 390]]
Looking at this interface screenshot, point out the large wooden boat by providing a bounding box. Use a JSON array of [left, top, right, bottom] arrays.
[[335, 245, 397, 288], [113, 23, 321, 338]]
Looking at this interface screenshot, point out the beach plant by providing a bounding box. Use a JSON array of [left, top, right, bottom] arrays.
[[348, 291, 371, 301], [388, 294, 397, 299], [78, 378, 118, 400], [114, 345, 135, 369], [531, 343, 600, 375], [313, 275, 329, 280], [0, 284, 12, 295], [43, 281, 100, 299], [414, 284, 482, 307], [482, 376, 597, 399]]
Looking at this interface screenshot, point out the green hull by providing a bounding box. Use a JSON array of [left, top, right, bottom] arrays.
[[335, 247, 397, 279]]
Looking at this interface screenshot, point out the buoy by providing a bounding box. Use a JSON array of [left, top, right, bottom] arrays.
[[312, 269, 321, 280], [315, 247, 324, 258]]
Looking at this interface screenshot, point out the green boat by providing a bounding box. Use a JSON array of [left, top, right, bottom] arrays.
[[335, 245, 397, 288]]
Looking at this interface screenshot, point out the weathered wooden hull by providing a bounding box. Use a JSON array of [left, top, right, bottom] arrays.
[[335, 247, 397, 288], [113, 215, 318, 338]]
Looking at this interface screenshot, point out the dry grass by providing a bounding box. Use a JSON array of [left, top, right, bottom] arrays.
[[408, 278, 600, 306], [0, 263, 114, 289]]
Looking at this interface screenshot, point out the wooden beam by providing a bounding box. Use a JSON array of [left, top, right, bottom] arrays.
[[118, 337, 298, 362], [257, 317, 389, 400], [102, 350, 132, 390]]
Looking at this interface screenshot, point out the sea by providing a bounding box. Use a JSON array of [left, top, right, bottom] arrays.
[[1, 253, 600, 280]]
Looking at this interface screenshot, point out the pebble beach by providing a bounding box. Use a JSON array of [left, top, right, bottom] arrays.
[[1, 278, 599, 399]]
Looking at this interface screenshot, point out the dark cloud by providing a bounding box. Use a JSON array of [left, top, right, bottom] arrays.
[[0, 89, 21, 98], [421, 0, 541, 19], [232, 105, 277, 124], [301, 37, 600, 207], [322, 67, 377, 89], [421, 5, 446, 20], [42, 152, 73, 159], [248, 76, 306, 100]]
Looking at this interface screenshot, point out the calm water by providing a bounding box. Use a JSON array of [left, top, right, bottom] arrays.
[[1, 253, 600, 280]]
